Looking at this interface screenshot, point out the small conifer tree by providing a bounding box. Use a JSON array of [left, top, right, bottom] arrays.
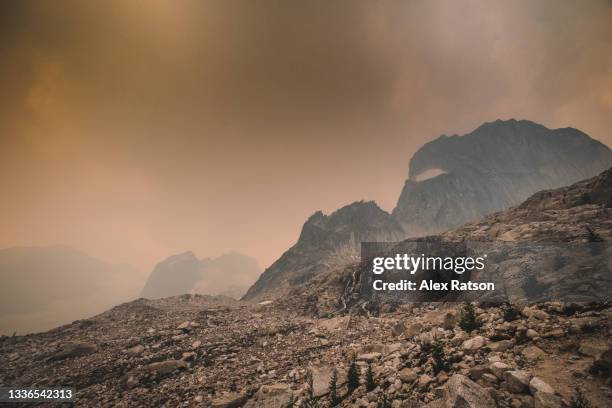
[[459, 300, 480, 332], [431, 341, 449, 374], [502, 303, 520, 322], [328, 368, 340, 406], [365, 362, 376, 391], [347, 353, 361, 393]]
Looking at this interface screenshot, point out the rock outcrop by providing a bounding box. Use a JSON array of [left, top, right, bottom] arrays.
[[242, 201, 404, 301], [141, 251, 260, 300], [393, 119, 612, 236]]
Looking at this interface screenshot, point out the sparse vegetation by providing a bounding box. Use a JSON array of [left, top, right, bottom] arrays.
[[347, 353, 361, 393], [570, 389, 593, 408], [516, 354, 528, 369], [419, 341, 450, 374], [328, 368, 340, 406], [431, 342, 450, 374], [303, 370, 321, 408], [365, 362, 376, 391], [502, 303, 520, 322], [377, 394, 392, 408], [459, 300, 480, 333]]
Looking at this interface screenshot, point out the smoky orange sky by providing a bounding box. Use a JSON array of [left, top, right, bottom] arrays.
[[1, 0, 611, 274]]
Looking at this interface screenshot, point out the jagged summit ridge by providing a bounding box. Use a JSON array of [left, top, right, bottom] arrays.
[[393, 119, 612, 236], [243, 200, 403, 300]]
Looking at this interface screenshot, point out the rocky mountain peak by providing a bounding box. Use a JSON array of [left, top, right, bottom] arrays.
[[394, 119, 612, 236], [243, 200, 403, 301], [298, 201, 403, 246]]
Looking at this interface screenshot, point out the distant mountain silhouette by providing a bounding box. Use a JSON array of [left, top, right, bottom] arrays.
[[141, 251, 260, 300], [0, 245, 142, 335]]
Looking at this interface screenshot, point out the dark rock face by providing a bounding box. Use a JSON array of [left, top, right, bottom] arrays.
[[393, 119, 612, 236], [141, 252, 260, 300], [242, 201, 404, 301], [444, 166, 612, 243]]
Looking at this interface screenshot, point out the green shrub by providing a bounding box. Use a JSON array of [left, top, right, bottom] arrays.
[[502, 303, 520, 322], [431, 342, 450, 374], [570, 389, 593, 408], [377, 394, 392, 408], [459, 301, 480, 333]]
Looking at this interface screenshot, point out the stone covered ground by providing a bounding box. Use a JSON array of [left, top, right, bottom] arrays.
[[1, 294, 610, 407]]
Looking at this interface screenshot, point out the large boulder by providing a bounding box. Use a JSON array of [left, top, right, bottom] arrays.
[[529, 377, 555, 395], [139, 359, 188, 376], [534, 391, 562, 408], [503, 370, 532, 394], [399, 368, 418, 383], [489, 362, 511, 379], [210, 393, 249, 408], [50, 341, 97, 361], [309, 365, 345, 397], [522, 346, 546, 361], [488, 340, 513, 352], [462, 336, 487, 351], [438, 374, 496, 408]]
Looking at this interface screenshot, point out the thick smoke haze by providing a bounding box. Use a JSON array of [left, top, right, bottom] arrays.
[[1, 0, 611, 272]]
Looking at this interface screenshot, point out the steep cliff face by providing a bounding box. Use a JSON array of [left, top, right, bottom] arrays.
[[141, 252, 260, 300], [393, 119, 612, 236], [242, 201, 404, 301], [443, 165, 612, 243]]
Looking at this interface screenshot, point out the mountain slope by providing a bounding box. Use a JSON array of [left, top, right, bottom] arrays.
[[393, 119, 612, 236], [141, 251, 261, 300], [242, 201, 404, 301], [0, 245, 141, 335], [280, 167, 612, 316]]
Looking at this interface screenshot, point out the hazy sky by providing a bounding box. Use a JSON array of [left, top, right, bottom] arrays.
[[1, 0, 611, 273]]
